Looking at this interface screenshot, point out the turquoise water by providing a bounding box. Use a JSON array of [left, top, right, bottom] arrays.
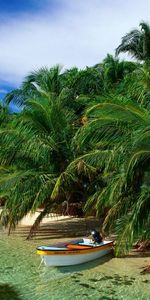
[[0, 230, 150, 300]]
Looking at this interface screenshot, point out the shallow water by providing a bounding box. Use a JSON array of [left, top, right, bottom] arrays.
[[0, 230, 150, 300]]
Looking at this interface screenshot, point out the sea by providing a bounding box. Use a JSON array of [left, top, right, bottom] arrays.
[[0, 229, 150, 300]]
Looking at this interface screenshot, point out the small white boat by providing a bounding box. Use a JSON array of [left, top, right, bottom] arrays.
[[36, 238, 113, 266]]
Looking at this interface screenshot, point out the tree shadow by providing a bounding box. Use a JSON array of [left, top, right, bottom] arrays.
[[0, 284, 22, 300]]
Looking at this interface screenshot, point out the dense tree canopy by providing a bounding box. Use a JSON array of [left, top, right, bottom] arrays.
[[0, 21, 150, 254]]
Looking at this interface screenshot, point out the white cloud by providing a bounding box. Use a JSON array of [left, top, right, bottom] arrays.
[[0, 0, 150, 86]]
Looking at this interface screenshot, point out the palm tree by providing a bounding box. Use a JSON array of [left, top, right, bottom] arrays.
[[83, 100, 150, 254], [53, 97, 150, 255], [0, 85, 75, 237], [4, 66, 93, 123], [119, 62, 150, 107], [97, 54, 137, 92], [1, 46, 149, 251], [4, 65, 63, 107], [116, 22, 150, 62]]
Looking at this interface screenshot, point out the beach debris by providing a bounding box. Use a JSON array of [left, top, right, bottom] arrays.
[[140, 264, 150, 275]]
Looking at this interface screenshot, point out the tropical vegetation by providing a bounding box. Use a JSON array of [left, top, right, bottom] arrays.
[[0, 22, 150, 255]]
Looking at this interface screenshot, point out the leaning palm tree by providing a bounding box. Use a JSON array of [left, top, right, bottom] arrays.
[[0, 85, 75, 237], [52, 97, 150, 255], [82, 100, 150, 255], [116, 22, 150, 62]]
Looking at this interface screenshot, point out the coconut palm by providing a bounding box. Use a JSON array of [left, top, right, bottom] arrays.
[[52, 97, 150, 255], [97, 54, 137, 92], [119, 63, 150, 107], [82, 100, 150, 254], [1, 32, 149, 250], [0, 85, 76, 237], [116, 22, 150, 62], [4, 65, 63, 107], [4, 66, 92, 123]]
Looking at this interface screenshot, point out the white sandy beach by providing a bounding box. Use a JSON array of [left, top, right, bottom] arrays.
[[0, 207, 101, 240], [18, 211, 73, 226]]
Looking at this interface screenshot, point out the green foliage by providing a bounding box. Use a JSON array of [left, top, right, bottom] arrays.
[[75, 99, 150, 254], [116, 21, 150, 62], [0, 83, 75, 235], [0, 21, 150, 252]]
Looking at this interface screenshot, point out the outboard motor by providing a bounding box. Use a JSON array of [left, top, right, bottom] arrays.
[[91, 229, 103, 243]]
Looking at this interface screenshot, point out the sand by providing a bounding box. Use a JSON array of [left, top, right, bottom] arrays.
[[18, 211, 73, 226]]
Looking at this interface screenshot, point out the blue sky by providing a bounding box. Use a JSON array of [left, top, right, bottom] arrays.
[[0, 0, 57, 15], [1, 0, 150, 102], [0, 0, 42, 14]]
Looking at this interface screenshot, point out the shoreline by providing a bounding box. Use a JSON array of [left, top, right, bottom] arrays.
[[1, 208, 150, 262]]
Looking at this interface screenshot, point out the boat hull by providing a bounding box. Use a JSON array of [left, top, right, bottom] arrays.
[[37, 241, 113, 266]]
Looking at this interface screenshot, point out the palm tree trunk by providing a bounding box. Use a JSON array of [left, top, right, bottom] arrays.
[[27, 202, 52, 239]]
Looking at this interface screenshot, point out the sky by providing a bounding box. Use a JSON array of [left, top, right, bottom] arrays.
[[0, 0, 150, 99]]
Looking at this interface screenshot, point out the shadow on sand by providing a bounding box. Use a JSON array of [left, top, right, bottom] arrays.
[[0, 284, 22, 300], [10, 217, 101, 240]]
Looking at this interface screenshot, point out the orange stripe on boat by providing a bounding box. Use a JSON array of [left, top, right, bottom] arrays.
[[36, 242, 113, 256], [67, 244, 92, 250]]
